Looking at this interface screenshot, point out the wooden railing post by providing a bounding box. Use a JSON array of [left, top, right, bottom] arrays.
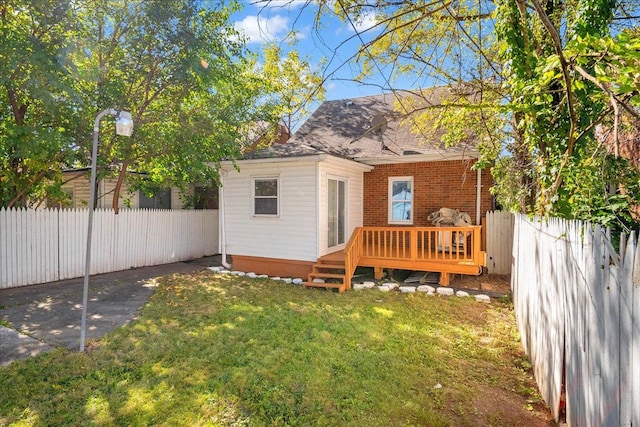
[[410, 228, 417, 261], [473, 226, 481, 265]]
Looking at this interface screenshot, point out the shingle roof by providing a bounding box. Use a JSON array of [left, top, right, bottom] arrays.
[[243, 88, 479, 162]]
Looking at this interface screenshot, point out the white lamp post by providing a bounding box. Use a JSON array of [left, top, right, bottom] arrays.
[[80, 109, 134, 352]]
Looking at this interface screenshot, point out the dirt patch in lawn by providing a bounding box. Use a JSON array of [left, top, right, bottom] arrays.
[[449, 272, 511, 295], [470, 386, 554, 426]]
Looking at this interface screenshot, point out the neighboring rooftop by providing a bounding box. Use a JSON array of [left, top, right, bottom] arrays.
[[243, 87, 480, 163]]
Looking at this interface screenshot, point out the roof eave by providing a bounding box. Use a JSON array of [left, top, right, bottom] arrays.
[[356, 150, 479, 165], [219, 154, 327, 168]]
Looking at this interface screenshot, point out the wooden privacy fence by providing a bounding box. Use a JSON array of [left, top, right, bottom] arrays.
[[512, 213, 640, 425], [0, 208, 219, 289]]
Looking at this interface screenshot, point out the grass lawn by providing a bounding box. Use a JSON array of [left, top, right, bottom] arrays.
[[0, 271, 549, 426]]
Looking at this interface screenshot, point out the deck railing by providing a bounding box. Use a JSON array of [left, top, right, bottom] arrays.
[[359, 226, 482, 263], [343, 226, 484, 286], [343, 227, 364, 290]]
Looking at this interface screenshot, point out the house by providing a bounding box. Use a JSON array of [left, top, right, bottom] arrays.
[[50, 169, 201, 210], [219, 90, 494, 290]]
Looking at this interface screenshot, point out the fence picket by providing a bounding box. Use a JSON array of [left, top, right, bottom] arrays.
[[0, 209, 7, 287], [632, 249, 640, 427], [0, 208, 219, 288]]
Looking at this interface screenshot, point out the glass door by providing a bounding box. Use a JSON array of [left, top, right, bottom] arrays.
[[328, 178, 346, 248]]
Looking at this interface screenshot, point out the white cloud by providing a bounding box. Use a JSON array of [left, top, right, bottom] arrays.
[[349, 10, 377, 33], [290, 24, 310, 41], [234, 14, 291, 44], [249, 0, 308, 9]]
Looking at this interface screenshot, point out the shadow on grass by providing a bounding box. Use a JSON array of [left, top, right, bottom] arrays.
[[0, 271, 548, 426]]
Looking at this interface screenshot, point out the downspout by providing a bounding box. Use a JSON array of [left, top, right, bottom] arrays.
[[476, 167, 482, 225], [219, 170, 231, 269]]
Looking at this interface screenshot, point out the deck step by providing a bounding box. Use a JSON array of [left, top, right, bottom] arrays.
[[303, 281, 346, 293], [309, 272, 346, 279], [304, 254, 348, 293], [312, 263, 345, 270]]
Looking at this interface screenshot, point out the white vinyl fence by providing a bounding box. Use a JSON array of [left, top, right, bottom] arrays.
[[0, 208, 219, 289], [485, 211, 514, 275], [512, 213, 640, 425]]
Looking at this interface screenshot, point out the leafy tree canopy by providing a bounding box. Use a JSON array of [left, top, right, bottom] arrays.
[[274, 0, 639, 230], [1, 0, 323, 209], [262, 43, 326, 136]]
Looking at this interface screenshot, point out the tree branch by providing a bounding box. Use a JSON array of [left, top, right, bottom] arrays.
[[530, 0, 578, 155], [112, 162, 129, 214], [574, 65, 640, 121]]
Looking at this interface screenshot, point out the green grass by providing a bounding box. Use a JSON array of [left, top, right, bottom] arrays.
[[0, 272, 546, 426]]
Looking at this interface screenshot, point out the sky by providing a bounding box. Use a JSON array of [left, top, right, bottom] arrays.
[[231, 0, 409, 102]]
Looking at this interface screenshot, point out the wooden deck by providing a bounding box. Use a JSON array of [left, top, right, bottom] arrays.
[[304, 226, 485, 292]]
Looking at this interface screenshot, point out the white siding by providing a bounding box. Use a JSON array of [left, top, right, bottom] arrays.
[[222, 159, 319, 262], [318, 158, 369, 256], [171, 186, 186, 209]]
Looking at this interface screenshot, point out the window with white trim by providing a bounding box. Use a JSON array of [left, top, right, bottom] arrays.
[[388, 177, 413, 224], [253, 177, 279, 216]]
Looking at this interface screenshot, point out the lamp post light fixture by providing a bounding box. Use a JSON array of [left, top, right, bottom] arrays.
[[80, 109, 134, 352]]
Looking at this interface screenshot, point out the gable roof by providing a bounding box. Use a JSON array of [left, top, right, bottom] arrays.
[[243, 88, 479, 164]]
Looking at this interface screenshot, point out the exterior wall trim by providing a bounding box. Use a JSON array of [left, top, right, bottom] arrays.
[[230, 254, 314, 279]]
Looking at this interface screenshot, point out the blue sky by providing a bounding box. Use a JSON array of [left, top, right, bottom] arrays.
[[231, 0, 410, 101]]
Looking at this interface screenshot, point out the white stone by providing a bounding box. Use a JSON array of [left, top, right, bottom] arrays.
[[377, 285, 391, 292], [246, 272, 257, 278], [383, 282, 398, 290], [352, 283, 367, 290], [282, 278, 292, 284], [257, 274, 269, 279], [312, 278, 325, 283], [475, 294, 491, 303], [270, 276, 281, 281], [292, 278, 303, 285], [456, 291, 470, 297], [437, 287, 454, 296], [218, 269, 231, 274], [208, 266, 224, 272], [427, 291, 435, 296], [399, 286, 416, 293], [231, 271, 245, 276], [363, 281, 376, 289], [416, 285, 436, 293]]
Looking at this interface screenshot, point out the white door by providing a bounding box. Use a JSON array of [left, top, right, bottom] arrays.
[[328, 178, 346, 248]]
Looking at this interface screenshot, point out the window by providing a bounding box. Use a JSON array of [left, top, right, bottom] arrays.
[[139, 188, 172, 209], [388, 177, 413, 224], [253, 177, 278, 216]]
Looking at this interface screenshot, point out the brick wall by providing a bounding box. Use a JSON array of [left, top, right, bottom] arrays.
[[363, 160, 493, 226]]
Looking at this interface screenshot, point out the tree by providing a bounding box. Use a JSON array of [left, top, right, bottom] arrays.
[[1, 0, 323, 210], [262, 44, 326, 136], [0, 0, 81, 207], [282, 0, 640, 230], [495, 0, 640, 229]]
